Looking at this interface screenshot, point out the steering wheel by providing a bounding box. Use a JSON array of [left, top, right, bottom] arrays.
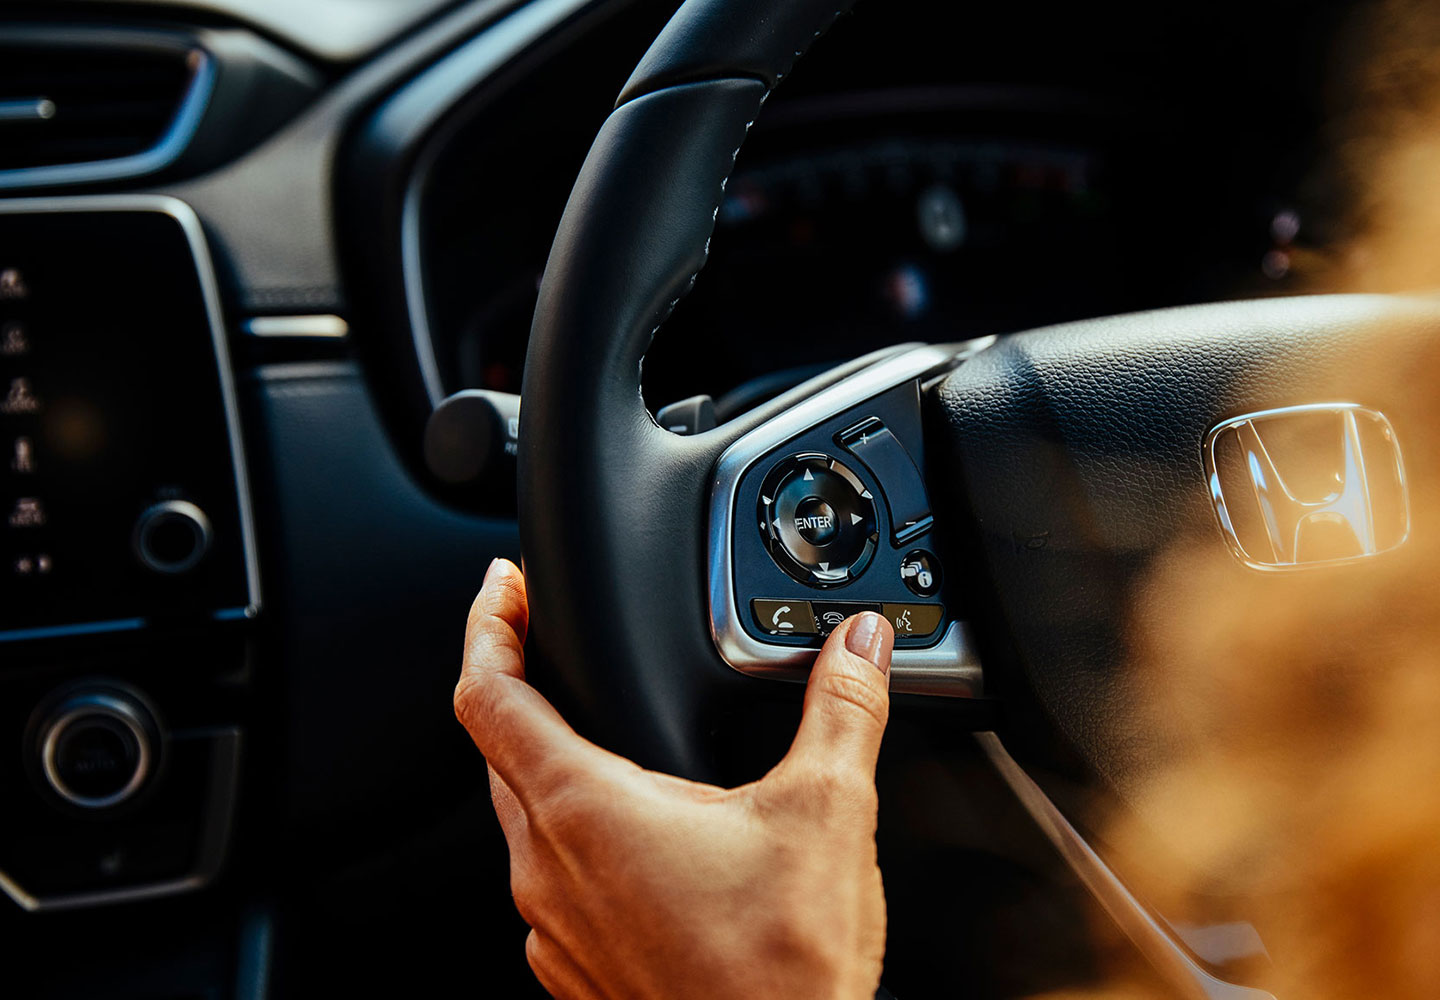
[[518, 1, 1436, 995]]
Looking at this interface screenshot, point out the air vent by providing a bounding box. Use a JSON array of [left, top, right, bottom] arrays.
[[0, 34, 211, 183]]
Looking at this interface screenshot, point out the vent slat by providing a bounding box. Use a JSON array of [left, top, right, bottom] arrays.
[[0, 44, 195, 172]]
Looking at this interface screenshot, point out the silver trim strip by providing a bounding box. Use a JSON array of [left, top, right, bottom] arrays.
[[976, 732, 1276, 1000], [243, 314, 350, 339], [708, 342, 993, 698], [0, 99, 57, 122], [0, 617, 147, 643], [0, 727, 243, 912], [403, 150, 447, 406], [392, 0, 608, 405], [0, 195, 263, 625], [0, 50, 216, 191]]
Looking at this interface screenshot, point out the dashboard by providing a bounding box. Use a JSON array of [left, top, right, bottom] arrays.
[[0, 0, 1374, 996], [409, 0, 1339, 437]]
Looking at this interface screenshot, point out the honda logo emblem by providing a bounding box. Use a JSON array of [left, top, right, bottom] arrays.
[[1203, 404, 1409, 569]]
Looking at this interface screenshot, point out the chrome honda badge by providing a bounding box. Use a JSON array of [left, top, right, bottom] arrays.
[[1203, 404, 1409, 569]]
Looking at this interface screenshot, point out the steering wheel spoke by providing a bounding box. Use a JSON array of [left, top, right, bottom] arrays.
[[518, 0, 1439, 991], [708, 341, 991, 697]]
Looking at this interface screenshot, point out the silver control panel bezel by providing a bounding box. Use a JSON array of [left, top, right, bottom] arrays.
[[0, 194, 263, 641], [708, 342, 991, 698]]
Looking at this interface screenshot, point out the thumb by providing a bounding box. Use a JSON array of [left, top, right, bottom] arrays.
[[783, 612, 894, 777]]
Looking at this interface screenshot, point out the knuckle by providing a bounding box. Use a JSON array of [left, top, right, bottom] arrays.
[[491, 569, 528, 611], [452, 675, 480, 728], [523, 929, 545, 970], [754, 892, 847, 972], [464, 625, 513, 672], [523, 933, 564, 999], [530, 780, 600, 841], [453, 672, 520, 746], [809, 761, 875, 806], [509, 853, 550, 930], [816, 668, 889, 729], [756, 765, 875, 828], [453, 671, 498, 733], [464, 609, 522, 664], [512, 879, 543, 930], [468, 574, 526, 636]]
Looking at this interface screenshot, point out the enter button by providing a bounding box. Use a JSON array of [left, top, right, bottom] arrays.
[[792, 497, 839, 546], [882, 604, 944, 638]]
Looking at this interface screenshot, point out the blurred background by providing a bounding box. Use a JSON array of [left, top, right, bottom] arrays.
[[4, 0, 1440, 997]]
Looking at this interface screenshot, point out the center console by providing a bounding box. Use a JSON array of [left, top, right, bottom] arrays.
[[0, 197, 254, 911]]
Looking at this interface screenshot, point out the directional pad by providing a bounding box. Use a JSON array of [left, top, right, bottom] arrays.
[[758, 453, 878, 587]]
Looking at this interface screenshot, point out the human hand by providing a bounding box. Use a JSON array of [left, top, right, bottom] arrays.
[[455, 558, 894, 999]]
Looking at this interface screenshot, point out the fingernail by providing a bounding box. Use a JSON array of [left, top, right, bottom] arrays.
[[845, 612, 888, 673]]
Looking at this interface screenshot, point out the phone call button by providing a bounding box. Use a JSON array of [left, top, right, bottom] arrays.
[[751, 599, 818, 636]]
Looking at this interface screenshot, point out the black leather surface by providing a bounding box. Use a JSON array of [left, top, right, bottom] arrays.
[[521, 0, 903, 777], [929, 294, 1440, 798], [518, 78, 898, 771], [523, 0, 1440, 809], [521, 78, 765, 775], [616, 0, 858, 106]]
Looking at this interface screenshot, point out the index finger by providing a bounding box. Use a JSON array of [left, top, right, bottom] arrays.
[[454, 558, 605, 807]]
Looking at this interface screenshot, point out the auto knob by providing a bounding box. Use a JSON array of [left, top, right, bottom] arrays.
[[35, 688, 160, 810]]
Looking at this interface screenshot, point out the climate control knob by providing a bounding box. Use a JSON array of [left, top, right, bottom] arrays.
[[134, 500, 212, 574], [37, 690, 158, 810]]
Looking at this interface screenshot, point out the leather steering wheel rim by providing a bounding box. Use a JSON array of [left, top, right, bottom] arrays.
[[519, 0, 1440, 801], [519, 5, 1440, 994], [519, 0, 866, 776]]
